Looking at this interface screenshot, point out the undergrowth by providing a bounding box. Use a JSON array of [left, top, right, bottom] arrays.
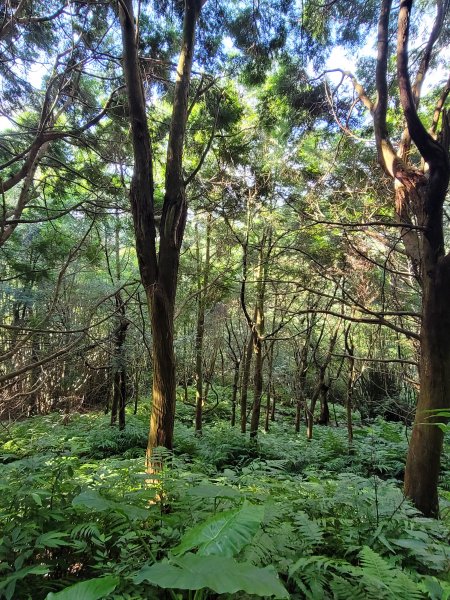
[[0, 398, 449, 599]]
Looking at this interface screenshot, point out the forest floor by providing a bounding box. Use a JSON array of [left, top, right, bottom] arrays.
[[1, 394, 450, 599]]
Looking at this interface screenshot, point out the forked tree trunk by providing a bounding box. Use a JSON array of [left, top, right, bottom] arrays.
[[345, 0, 450, 514], [306, 328, 338, 440], [119, 0, 206, 470], [396, 0, 450, 516]]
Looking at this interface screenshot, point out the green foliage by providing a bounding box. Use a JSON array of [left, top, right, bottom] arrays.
[[1, 409, 449, 599]]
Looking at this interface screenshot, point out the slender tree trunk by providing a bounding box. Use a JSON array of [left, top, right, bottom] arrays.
[[111, 292, 128, 429], [249, 230, 270, 439], [194, 220, 209, 435], [264, 342, 275, 432], [250, 333, 263, 439], [231, 360, 240, 426], [204, 342, 218, 403], [345, 328, 356, 445], [306, 368, 324, 440], [295, 342, 308, 434], [134, 367, 139, 415], [240, 334, 253, 433], [29, 330, 40, 416]]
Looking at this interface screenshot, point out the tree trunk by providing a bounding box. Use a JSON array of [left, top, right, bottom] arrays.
[[318, 384, 330, 425], [134, 367, 139, 415], [345, 328, 356, 446], [404, 253, 450, 517], [264, 342, 275, 432], [194, 216, 211, 434], [294, 341, 308, 434], [250, 333, 263, 439], [240, 334, 253, 433], [111, 292, 128, 430], [231, 359, 240, 426]]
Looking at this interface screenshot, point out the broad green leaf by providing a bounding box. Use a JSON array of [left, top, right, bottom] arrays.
[[134, 553, 289, 598], [45, 576, 118, 599], [392, 538, 428, 552], [31, 492, 43, 506], [172, 503, 264, 557]]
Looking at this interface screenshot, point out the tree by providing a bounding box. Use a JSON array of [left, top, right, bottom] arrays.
[[330, 0, 450, 516], [118, 0, 207, 467]]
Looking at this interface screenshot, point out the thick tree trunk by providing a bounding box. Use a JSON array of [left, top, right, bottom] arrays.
[[147, 288, 177, 462], [343, 0, 450, 515], [404, 254, 450, 516]]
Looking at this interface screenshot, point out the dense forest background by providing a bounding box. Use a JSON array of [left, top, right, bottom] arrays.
[[1, 0, 450, 598]]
